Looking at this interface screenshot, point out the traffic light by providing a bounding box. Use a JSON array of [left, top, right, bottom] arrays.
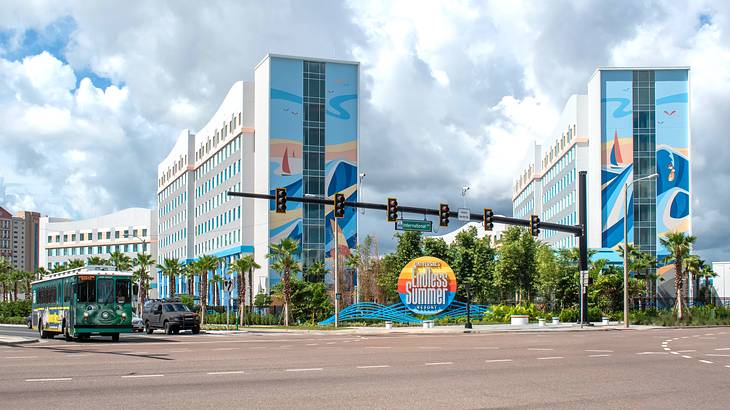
[[334, 193, 345, 219], [275, 188, 287, 213], [530, 214, 540, 236], [483, 208, 494, 231], [439, 203, 450, 227], [387, 198, 398, 222]]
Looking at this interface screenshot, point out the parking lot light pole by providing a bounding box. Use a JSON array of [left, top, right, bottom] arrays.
[[623, 173, 657, 328]]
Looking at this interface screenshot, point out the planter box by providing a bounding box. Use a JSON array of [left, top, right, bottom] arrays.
[[552, 317, 560, 325], [510, 315, 529, 326], [601, 317, 610, 325], [385, 321, 392, 329], [538, 318, 546, 327]]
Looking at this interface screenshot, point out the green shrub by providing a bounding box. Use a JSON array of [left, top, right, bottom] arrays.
[[0, 300, 31, 317], [0, 316, 27, 325], [483, 303, 543, 323]]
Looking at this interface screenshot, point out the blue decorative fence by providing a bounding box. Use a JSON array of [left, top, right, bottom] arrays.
[[319, 301, 490, 325]]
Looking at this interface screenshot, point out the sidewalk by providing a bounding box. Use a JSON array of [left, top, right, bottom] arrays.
[[0, 334, 37, 345], [205, 322, 659, 336]]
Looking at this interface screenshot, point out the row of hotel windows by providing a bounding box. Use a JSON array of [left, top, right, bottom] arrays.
[[47, 243, 149, 257], [197, 160, 241, 199], [196, 137, 241, 194], [514, 181, 534, 208], [195, 114, 241, 163], [160, 191, 187, 218], [543, 147, 576, 186], [161, 228, 186, 249], [542, 124, 576, 169], [196, 229, 240, 256], [197, 206, 241, 235], [196, 187, 240, 219], [514, 199, 534, 219], [544, 212, 577, 240], [160, 173, 186, 202], [161, 210, 186, 233], [545, 191, 576, 221], [544, 168, 577, 204], [47, 229, 148, 244]]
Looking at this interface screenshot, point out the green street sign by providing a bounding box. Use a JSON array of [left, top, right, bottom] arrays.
[[396, 219, 433, 232]]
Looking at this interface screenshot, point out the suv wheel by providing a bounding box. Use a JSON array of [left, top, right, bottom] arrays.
[[192, 326, 200, 335], [144, 321, 153, 334], [164, 321, 173, 335]]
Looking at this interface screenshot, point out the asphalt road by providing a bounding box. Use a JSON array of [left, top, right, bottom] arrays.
[[1, 326, 730, 409]]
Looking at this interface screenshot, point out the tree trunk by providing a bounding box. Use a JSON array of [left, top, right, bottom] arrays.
[[238, 271, 245, 326], [283, 269, 291, 327], [199, 273, 208, 325], [14, 282, 18, 301], [675, 260, 684, 320], [249, 268, 253, 316], [169, 274, 175, 299]]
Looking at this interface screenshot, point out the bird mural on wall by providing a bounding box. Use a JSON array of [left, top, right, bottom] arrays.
[[664, 110, 676, 116]]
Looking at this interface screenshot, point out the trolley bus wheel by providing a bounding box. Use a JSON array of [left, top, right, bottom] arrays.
[[38, 320, 48, 339], [111, 333, 120, 342]]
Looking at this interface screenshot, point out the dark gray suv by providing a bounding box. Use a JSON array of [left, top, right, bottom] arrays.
[[142, 300, 200, 335]]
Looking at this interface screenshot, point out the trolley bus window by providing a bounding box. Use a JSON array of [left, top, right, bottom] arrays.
[[116, 279, 130, 304], [97, 278, 114, 304], [77, 278, 96, 303]]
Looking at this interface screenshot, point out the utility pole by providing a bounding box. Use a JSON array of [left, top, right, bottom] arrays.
[[334, 216, 339, 328], [578, 171, 589, 326]]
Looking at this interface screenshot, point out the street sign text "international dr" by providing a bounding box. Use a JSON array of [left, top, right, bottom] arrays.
[[395, 219, 433, 232]]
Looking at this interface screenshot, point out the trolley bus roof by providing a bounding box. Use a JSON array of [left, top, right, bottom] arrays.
[[32, 265, 133, 285]]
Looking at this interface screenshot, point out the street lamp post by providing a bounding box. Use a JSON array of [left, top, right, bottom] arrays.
[[124, 234, 148, 314], [623, 173, 658, 328], [356, 172, 366, 304]]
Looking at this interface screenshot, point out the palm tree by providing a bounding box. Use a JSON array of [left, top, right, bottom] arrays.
[[109, 251, 132, 271], [267, 238, 300, 327], [306, 260, 329, 283], [133, 253, 154, 313], [197, 255, 219, 325], [183, 262, 198, 296], [0, 258, 12, 301], [36, 267, 49, 281], [659, 231, 696, 320], [87, 256, 109, 266], [67, 259, 85, 269], [211, 273, 223, 306], [18, 271, 34, 300], [157, 258, 182, 299], [231, 255, 260, 325]]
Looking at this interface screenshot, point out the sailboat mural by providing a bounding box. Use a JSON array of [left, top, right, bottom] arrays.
[[609, 130, 623, 167], [281, 147, 291, 176]]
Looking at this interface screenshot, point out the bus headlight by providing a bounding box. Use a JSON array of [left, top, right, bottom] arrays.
[[83, 311, 89, 320], [121, 312, 127, 320]]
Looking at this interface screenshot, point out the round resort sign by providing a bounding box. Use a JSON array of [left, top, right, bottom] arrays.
[[397, 256, 457, 315]]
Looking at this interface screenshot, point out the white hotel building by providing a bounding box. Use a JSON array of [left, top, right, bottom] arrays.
[[157, 54, 360, 304], [39, 208, 158, 297]]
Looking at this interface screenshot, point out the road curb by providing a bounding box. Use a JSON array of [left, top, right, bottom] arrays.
[[0, 337, 38, 345]]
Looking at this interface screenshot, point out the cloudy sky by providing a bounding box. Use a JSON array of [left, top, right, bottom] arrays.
[[1, 1, 728, 260]]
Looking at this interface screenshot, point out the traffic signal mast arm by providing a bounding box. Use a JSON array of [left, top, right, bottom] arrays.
[[227, 191, 583, 237]]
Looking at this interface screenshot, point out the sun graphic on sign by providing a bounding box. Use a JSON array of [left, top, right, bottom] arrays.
[[397, 256, 457, 315]]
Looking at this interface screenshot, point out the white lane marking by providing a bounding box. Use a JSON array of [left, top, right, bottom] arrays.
[[325, 342, 336, 345], [474, 347, 499, 350], [585, 350, 614, 353], [706, 354, 730, 357], [213, 347, 239, 351], [682, 355, 693, 359], [676, 350, 696, 353], [425, 362, 453, 366], [132, 352, 149, 355], [528, 348, 554, 351], [682, 336, 689, 339], [357, 365, 390, 369], [663, 348, 671, 351], [121, 374, 164, 378], [699, 337, 716, 340], [207, 371, 244, 375], [170, 349, 192, 353], [670, 352, 679, 355], [286, 368, 323, 372], [485, 359, 513, 363], [726, 365, 730, 368], [365, 346, 391, 349], [699, 360, 714, 364], [589, 354, 611, 358], [306, 343, 318, 346], [5, 356, 37, 359], [705, 333, 715, 336], [537, 356, 564, 360], [637, 352, 668, 355], [26, 377, 72, 382], [278, 345, 291, 348], [64, 354, 92, 357], [251, 347, 266, 350], [714, 348, 730, 351]]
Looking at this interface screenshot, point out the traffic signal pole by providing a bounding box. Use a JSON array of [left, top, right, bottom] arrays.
[[228, 190, 588, 319]]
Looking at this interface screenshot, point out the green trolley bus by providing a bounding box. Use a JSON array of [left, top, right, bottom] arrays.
[[31, 265, 134, 342]]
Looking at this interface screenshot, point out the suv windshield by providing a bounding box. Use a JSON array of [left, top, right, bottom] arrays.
[[164, 304, 175, 312], [173, 303, 190, 312]]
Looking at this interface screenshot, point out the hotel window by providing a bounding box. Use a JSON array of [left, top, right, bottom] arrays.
[[115, 230, 120, 239], [63, 234, 68, 242], [48, 236, 52, 243]]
